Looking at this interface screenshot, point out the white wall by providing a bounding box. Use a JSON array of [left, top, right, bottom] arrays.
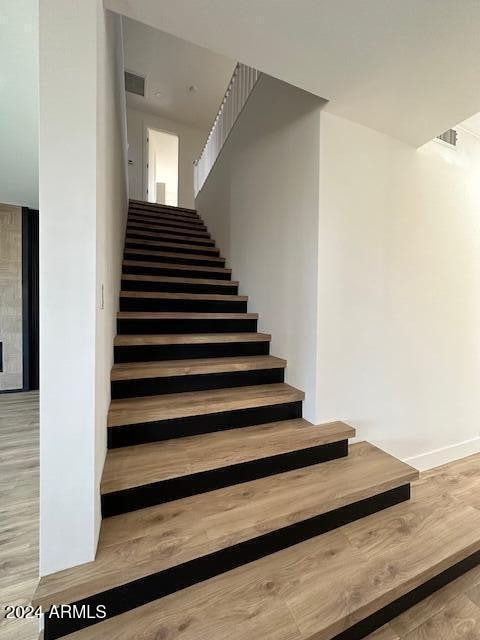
[[127, 107, 205, 208], [94, 6, 128, 552], [196, 76, 323, 421], [0, 0, 39, 208], [317, 112, 480, 469], [39, 0, 127, 575]]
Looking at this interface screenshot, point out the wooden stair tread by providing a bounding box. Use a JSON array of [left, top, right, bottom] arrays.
[[114, 333, 271, 346], [101, 419, 355, 493], [119, 291, 247, 301], [117, 311, 257, 319], [33, 442, 417, 610], [128, 219, 208, 232], [107, 383, 304, 427], [121, 274, 239, 286], [128, 200, 200, 218], [129, 206, 199, 221], [128, 198, 198, 215], [128, 228, 211, 240], [111, 355, 286, 381], [124, 248, 225, 263], [127, 237, 213, 249], [127, 221, 210, 236], [125, 239, 218, 253], [43, 478, 480, 640], [123, 259, 231, 274], [129, 210, 201, 222]]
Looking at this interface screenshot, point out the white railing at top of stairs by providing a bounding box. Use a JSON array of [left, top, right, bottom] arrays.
[[194, 63, 261, 196]]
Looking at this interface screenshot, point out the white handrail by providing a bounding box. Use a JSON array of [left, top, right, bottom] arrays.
[[194, 62, 260, 195]]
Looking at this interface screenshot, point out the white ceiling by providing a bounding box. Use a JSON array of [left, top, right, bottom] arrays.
[[107, 0, 480, 147], [123, 17, 235, 130]]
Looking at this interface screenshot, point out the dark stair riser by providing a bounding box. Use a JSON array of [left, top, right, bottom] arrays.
[[128, 222, 208, 235], [117, 318, 257, 334], [119, 297, 247, 313], [102, 440, 348, 517], [123, 264, 231, 280], [128, 212, 207, 225], [124, 244, 219, 258], [114, 340, 270, 363], [330, 549, 480, 640], [128, 218, 208, 232], [111, 367, 284, 399], [129, 204, 199, 217], [126, 236, 213, 249], [129, 205, 200, 218], [128, 214, 204, 228], [120, 278, 239, 295], [108, 401, 302, 448], [43, 485, 410, 640], [124, 251, 224, 269]]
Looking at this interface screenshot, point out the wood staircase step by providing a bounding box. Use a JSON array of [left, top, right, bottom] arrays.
[[101, 419, 355, 492], [123, 248, 225, 264], [129, 212, 202, 224], [124, 239, 219, 254], [127, 227, 210, 241], [118, 290, 249, 314], [116, 311, 259, 337], [107, 382, 303, 427], [112, 333, 272, 365], [129, 205, 200, 221], [129, 199, 198, 216], [111, 354, 282, 380], [44, 472, 480, 640], [129, 211, 203, 225], [120, 291, 247, 302], [121, 274, 238, 287], [117, 311, 258, 320], [123, 259, 232, 278], [110, 354, 285, 398], [33, 443, 415, 618], [114, 332, 271, 346], [128, 218, 208, 232], [125, 230, 215, 248], [127, 218, 210, 235], [110, 350, 285, 398], [120, 274, 239, 296]]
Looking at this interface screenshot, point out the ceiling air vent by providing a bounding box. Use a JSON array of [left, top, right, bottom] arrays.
[[125, 71, 145, 97], [437, 129, 457, 146]]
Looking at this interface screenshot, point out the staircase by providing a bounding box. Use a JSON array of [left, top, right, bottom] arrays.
[[32, 201, 480, 639]]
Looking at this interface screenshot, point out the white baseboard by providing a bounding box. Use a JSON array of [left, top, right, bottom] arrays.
[[403, 436, 480, 471]]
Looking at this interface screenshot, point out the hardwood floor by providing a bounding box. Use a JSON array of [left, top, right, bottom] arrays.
[[0, 391, 39, 640], [366, 455, 480, 640]]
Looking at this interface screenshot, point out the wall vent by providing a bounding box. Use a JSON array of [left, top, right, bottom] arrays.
[[125, 71, 145, 97], [437, 129, 458, 146]]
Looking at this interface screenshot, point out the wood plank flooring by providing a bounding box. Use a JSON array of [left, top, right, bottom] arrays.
[[365, 457, 480, 640], [0, 391, 39, 640]]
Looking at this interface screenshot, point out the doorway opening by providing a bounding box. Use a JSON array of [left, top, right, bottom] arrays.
[[146, 128, 179, 206]]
